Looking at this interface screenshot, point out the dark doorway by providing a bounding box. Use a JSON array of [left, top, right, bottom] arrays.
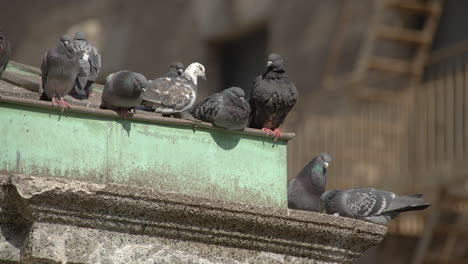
[[218, 28, 268, 98]]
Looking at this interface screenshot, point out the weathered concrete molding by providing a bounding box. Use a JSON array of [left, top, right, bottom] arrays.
[[0, 174, 387, 263]]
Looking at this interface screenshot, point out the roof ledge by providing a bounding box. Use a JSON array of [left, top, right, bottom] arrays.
[[0, 174, 386, 263]]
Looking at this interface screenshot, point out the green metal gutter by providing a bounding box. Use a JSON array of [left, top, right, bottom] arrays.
[[0, 95, 294, 208]]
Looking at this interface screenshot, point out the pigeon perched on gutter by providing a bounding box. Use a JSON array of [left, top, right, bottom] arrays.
[[192, 87, 251, 130], [166, 61, 184, 77], [143, 62, 206, 116], [100, 70, 148, 118], [249, 53, 298, 141], [287, 153, 332, 212], [69, 32, 101, 98], [40, 35, 79, 112], [320, 187, 431, 225], [0, 28, 11, 78]]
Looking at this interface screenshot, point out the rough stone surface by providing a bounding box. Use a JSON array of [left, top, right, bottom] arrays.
[[0, 174, 387, 263]]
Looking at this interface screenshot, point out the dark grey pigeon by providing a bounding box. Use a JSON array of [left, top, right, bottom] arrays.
[[100, 70, 148, 118], [249, 53, 298, 141], [288, 153, 332, 212], [143, 62, 205, 115], [320, 187, 431, 225], [0, 28, 11, 78], [192, 87, 251, 130], [69, 32, 101, 98], [40, 35, 79, 112], [166, 62, 184, 77]]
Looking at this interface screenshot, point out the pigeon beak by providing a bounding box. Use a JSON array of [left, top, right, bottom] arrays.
[[324, 162, 329, 168], [267, 61, 272, 67], [202, 74, 206, 80], [178, 69, 183, 74]]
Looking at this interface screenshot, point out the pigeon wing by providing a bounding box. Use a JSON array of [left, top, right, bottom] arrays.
[[144, 78, 194, 111], [344, 187, 395, 217], [192, 93, 222, 122]]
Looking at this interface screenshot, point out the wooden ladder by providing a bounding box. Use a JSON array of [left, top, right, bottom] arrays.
[[353, 0, 444, 94]]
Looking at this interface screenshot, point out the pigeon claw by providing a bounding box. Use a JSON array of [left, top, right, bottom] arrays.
[[261, 128, 273, 136], [58, 97, 71, 112], [119, 108, 128, 119], [273, 129, 281, 141]]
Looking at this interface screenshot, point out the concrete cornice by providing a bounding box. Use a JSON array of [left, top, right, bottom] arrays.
[[0, 174, 386, 263]]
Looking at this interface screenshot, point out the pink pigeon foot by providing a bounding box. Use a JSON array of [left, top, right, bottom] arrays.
[[272, 128, 281, 141], [58, 97, 71, 112], [119, 108, 128, 119], [51, 97, 57, 107], [262, 127, 272, 136]]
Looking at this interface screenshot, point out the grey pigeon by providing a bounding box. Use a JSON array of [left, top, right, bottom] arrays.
[[288, 153, 332, 212], [143, 62, 206, 115], [40, 35, 79, 112], [166, 62, 184, 77], [100, 70, 148, 118], [192, 87, 251, 130], [249, 53, 298, 141], [69, 32, 101, 98], [320, 187, 432, 225], [0, 28, 11, 78]]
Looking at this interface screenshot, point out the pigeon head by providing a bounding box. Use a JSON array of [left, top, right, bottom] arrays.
[[60, 34, 71, 44], [132, 72, 149, 94], [225, 87, 245, 99], [183, 62, 206, 85], [74, 32, 87, 41], [312, 153, 332, 175], [319, 189, 340, 213], [266, 53, 285, 73], [169, 61, 185, 75]]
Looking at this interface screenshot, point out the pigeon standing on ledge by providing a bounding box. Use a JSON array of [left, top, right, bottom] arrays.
[[100, 70, 148, 118], [249, 53, 298, 141], [69, 32, 101, 98], [320, 187, 432, 225], [192, 87, 251, 130], [40, 35, 79, 112], [288, 153, 332, 212], [166, 62, 184, 77], [143, 62, 205, 118], [0, 28, 11, 78]]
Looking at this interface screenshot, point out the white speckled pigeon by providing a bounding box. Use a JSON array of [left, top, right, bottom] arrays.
[[320, 187, 431, 225], [143, 62, 206, 115], [192, 87, 251, 130], [69, 32, 101, 98], [288, 153, 332, 212], [249, 53, 298, 141], [166, 62, 184, 77], [40, 35, 79, 112], [0, 28, 11, 78], [100, 70, 148, 118]]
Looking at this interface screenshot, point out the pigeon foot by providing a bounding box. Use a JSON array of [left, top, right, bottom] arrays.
[[262, 128, 273, 137], [119, 108, 128, 119], [273, 128, 281, 141], [58, 97, 71, 112]]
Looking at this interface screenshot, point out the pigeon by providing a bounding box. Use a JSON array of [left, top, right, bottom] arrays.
[[143, 62, 206, 116], [0, 28, 11, 78], [69, 32, 101, 98], [100, 70, 148, 118], [249, 53, 298, 141], [40, 34, 80, 112], [192, 87, 251, 130], [320, 187, 432, 225], [287, 153, 332, 212], [166, 62, 184, 77]]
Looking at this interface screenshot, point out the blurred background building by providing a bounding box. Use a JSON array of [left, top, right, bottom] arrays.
[[2, 0, 468, 263]]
